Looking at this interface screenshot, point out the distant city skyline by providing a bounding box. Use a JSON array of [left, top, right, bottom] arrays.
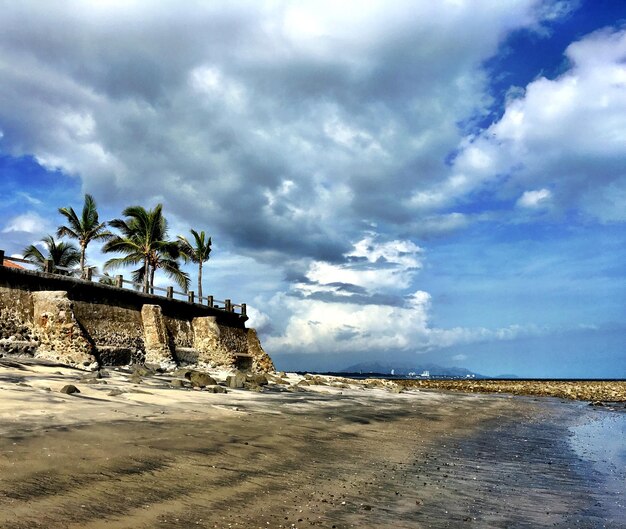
[[1, 1, 624, 377]]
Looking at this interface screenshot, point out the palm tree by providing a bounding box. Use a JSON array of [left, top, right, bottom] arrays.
[[177, 229, 212, 299], [23, 235, 81, 275], [98, 272, 116, 286], [103, 204, 189, 293], [57, 193, 112, 277]]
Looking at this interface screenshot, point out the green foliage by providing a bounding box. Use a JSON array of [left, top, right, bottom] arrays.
[[177, 229, 212, 298], [23, 235, 81, 275], [103, 204, 190, 292], [57, 193, 112, 274]]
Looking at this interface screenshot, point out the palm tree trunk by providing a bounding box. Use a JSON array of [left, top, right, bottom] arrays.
[[198, 262, 203, 300], [144, 258, 150, 293], [150, 266, 156, 295], [80, 244, 86, 278]]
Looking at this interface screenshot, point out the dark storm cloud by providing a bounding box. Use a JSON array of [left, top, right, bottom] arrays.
[[0, 0, 575, 265], [288, 289, 408, 307]]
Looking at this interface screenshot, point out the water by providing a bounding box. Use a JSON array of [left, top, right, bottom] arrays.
[[569, 408, 626, 521]]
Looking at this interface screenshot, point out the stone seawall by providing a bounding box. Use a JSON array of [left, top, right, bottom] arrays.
[[0, 266, 274, 372]]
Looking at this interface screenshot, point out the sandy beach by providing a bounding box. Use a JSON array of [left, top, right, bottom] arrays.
[[0, 359, 624, 529]]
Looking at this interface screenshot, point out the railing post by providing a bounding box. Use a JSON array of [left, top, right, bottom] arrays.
[[241, 303, 247, 317], [188, 291, 195, 304], [0, 250, 4, 266], [166, 286, 174, 299], [85, 267, 93, 281], [44, 259, 54, 273], [115, 274, 123, 288], [225, 299, 232, 312], [207, 295, 213, 308]]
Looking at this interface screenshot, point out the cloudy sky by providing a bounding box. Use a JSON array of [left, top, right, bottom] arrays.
[[1, 0, 625, 377]]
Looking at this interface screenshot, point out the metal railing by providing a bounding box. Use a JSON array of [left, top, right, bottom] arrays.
[[0, 249, 246, 317]]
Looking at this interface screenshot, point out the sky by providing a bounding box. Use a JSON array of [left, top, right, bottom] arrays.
[[0, 0, 625, 378]]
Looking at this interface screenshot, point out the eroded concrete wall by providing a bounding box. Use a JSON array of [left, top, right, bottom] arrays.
[[0, 267, 274, 372], [32, 291, 97, 368], [73, 300, 144, 365], [0, 285, 37, 356]]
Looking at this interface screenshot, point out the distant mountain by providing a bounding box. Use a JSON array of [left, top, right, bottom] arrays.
[[340, 361, 486, 378], [493, 374, 520, 379]]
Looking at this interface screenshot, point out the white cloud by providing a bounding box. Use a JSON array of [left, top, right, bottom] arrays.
[[2, 212, 50, 234], [435, 26, 626, 221], [303, 234, 422, 293], [517, 188, 552, 208], [263, 232, 550, 355], [245, 305, 272, 334], [16, 192, 42, 206], [266, 290, 432, 354]]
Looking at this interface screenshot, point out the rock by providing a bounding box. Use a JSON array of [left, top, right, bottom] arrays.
[[187, 372, 217, 388], [226, 371, 247, 389], [246, 373, 268, 386], [108, 389, 125, 396], [133, 365, 154, 377], [297, 380, 310, 387], [205, 385, 228, 394], [60, 384, 80, 395], [170, 379, 187, 388], [129, 373, 142, 384]]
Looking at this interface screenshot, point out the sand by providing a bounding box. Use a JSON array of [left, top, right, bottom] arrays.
[[0, 359, 624, 528]]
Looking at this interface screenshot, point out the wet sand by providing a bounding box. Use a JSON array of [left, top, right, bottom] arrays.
[[0, 361, 624, 528]]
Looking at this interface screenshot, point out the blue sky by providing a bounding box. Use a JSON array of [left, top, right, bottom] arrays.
[[1, 0, 624, 377]]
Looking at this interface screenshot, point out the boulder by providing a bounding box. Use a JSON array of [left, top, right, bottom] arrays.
[[170, 379, 187, 388], [187, 372, 217, 388], [133, 365, 155, 377], [226, 371, 247, 389], [60, 384, 80, 395], [246, 373, 268, 386]]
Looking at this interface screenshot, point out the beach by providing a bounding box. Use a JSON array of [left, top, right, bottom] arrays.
[[0, 359, 624, 528]]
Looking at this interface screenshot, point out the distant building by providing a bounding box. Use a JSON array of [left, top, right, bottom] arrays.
[[1, 260, 24, 269]]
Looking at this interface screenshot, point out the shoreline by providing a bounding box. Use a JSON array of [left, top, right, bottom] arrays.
[[395, 378, 626, 402], [1, 359, 625, 528]]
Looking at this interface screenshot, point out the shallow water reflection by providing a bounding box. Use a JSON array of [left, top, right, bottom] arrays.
[[569, 409, 626, 521]]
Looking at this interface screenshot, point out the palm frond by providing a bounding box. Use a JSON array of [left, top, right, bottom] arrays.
[[23, 244, 46, 266], [104, 255, 144, 271]]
